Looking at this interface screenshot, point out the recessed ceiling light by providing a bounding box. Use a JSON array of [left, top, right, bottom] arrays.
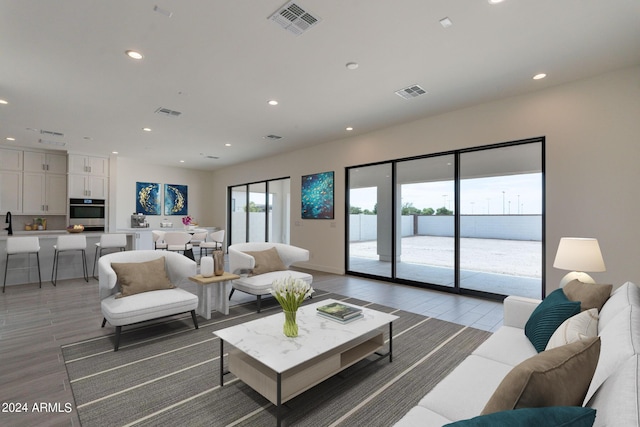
[[346, 62, 359, 70], [225, 143, 231, 147], [126, 50, 144, 60], [346, 127, 353, 131], [179, 160, 185, 163], [0, 99, 8, 105], [112, 151, 118, 154], [268, 100, 279, 106], [142, 127, 152, 132], [533, 73, 547, 80], [6, 137, 15, 141], [439, 17, 453, 28], [488, 0, 505, 4]]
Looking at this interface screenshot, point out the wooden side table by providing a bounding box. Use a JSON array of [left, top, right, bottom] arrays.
[[189, 272, 240, 319]]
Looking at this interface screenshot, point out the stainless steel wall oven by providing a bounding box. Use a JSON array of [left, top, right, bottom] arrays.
[[69, 198, 105, 231]]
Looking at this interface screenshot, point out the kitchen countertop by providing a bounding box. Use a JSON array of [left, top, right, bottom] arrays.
[[0, 230, 127, 241]]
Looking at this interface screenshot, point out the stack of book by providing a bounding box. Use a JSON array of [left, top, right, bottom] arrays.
[[316, 302, 363, 323]]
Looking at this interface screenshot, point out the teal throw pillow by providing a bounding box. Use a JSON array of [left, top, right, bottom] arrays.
[[525, 289, 581, 352], [444, 406, 596, 427]]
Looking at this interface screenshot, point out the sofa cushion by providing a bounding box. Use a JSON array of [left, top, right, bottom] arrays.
[[101, 288, 198, 326], [598, 281, 640, 332], [232, 270, 313, 295], [419, 355, 514, 422], [586, 354, 640, 427], [244, 247, 287, 275], [584, 305, 640, 404], [444, 406, 596, 427], [525, 288, 581, 352], [481, 337, 600, 415], [545, 308, 598, 350], [563, 279, 612, 312], [472, 326, 537, 367], [112, 257, 175, 298]]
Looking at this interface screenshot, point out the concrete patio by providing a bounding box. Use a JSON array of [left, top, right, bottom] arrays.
[[349, 236, 543, 299]]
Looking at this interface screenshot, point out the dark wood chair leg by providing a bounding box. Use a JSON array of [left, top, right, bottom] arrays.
[[191, 310, 199, 329], [101, 318, 107, 327], [256, 295, 261, 313], [114, 326, 121, 352], [228, 288, 235, 300]]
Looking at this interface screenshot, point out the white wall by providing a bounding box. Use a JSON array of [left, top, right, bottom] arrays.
[[207, 66, 640, 293], [111, 157, 216, 230]]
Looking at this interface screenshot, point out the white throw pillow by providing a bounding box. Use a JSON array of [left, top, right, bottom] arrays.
[[545, 308, 598, 350]]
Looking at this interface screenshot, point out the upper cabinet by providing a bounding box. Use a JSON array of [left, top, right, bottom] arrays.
[[68, 154, 108, 176], [0, 148, 23, 171], [23, 151, 67, 174]]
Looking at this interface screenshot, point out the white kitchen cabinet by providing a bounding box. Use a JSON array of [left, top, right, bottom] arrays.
[[23, 151, 67, 174], [132, 230, 154, 250], [22, 172, 67, 214], [0, 148, 23, 171], [68, 155, 108, 176], [68, 174, 108, 198], [0, 170, 22, 214]]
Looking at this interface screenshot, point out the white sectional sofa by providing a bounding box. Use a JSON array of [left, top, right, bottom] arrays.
[[394, 281, 640, 426]]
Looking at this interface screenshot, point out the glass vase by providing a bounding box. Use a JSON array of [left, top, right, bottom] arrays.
[[283, 310, 298, 337]]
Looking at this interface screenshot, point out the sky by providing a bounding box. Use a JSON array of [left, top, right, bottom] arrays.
[[350, 173, 542, 215]]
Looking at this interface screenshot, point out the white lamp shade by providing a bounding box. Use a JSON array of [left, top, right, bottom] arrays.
[[201, 256, 214, 277], [553, 237, 606, 272]]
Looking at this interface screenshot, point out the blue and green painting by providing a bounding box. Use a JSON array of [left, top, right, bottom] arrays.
[[136, 182, 161, 215], [301, 171, 334, 219], [164, 184, 188, 216]]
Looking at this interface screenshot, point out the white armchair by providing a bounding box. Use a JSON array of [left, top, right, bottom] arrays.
[[228, 242, 313, 312], [99, 250, 199, 351]]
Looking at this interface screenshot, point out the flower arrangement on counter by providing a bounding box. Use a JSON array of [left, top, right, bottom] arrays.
[[181, 215, 192, 226]]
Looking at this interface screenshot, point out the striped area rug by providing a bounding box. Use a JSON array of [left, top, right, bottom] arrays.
[[61, 291, 491, 427]]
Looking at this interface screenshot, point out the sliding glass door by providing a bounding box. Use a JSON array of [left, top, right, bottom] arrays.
[[348, 163, 393, 278], [459, 142, 543, 298], [228, 177, 290, 246], [396, 155, 455, 287], [346, 138, 544, 299]]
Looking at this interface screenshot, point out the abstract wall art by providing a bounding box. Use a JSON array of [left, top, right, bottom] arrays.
[[164, 184, 188, 216], [301, 171, 334, 219], [135, 182, 161, 215]]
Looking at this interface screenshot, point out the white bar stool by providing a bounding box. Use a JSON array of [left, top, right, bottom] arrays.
[[51, 234, 88, 286], [3, 236, 42, 293], [92, 234, 127, 279]]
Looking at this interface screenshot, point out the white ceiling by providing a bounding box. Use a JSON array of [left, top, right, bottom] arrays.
[[1, 0, 639, 171]]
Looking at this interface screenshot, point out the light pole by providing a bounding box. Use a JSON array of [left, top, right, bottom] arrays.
[[502, 191, 505, 214], [517, 195, 520, 214]]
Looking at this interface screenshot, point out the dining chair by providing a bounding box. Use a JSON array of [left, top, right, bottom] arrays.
[[152, 230, 167, 250], [163, 232, 194, 260], [200, 230, 225, 257], [189, 230, 208, 261]]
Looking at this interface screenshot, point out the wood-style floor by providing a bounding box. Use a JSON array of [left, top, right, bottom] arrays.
[[0, 270, 503, 427]]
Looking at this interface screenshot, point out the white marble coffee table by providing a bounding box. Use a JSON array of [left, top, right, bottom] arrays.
[[214, 299, 399, 426]]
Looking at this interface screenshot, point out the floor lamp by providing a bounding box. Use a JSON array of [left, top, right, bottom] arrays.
[[553, 237, 606, 288]]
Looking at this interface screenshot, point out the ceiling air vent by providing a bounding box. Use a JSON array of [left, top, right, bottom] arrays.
[[395, 84, 428, 100], [263, 134, 283, 141], [155, 107, 182, 117], [269, 1, 321, 36], [40, 129, 64, 137]]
